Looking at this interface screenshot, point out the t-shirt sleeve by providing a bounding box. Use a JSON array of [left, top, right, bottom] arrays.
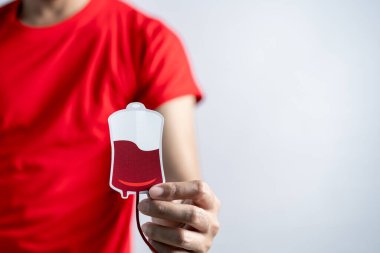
[[135, 18, 203, 110]]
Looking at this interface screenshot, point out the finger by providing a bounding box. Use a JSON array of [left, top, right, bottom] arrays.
[[149, 240, 190, 253], [149, 180, 215, 210], [151, 201, 185, 228], [138, 199, 210, 232], [142, 222, 209, 252], [152, 217, 182, 228]]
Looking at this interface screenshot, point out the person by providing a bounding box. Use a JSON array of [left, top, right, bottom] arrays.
[[0, 0, 220, 252]]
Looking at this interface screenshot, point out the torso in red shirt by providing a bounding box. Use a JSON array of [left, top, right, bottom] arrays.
[[0, 0, 202, 252]]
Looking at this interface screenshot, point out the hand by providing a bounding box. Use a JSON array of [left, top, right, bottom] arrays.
[[138, 180, 221, 252]]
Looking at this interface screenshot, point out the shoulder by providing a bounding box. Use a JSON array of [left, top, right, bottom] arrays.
[[0, 1, 17, 19], [108, 0, 178, 41]]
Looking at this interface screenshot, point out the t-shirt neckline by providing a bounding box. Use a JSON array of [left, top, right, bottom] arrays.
[[10, 0, 106, 32]]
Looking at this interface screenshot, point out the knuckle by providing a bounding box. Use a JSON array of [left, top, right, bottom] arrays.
[[177, 229, 191, 247], [201, 242, 211, 253], [204, 240, 212, 252], [186, 208, 199, 224], [198, 237, 211, 253], [186, 208, 211, 232], [210, 220, 220, 236], [195, 180, 210, 198]]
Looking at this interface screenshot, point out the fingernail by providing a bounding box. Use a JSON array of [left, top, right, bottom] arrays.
[[149, 186, 164, 198], [138, 200, 148, 212]]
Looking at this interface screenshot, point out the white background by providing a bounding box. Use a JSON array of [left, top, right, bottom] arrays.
[[2, 0, 379, 252], [125, 1, 380, 252]]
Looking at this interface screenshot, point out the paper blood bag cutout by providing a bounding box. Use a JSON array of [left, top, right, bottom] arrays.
[[108, 102, 165, 199]]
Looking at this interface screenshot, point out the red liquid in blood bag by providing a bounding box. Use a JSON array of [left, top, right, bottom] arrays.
[[112, 140, 163, 197]]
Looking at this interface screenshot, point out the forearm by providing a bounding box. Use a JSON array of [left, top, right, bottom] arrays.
[[156, 95, 202, 182], [141, 96, 220, 252]]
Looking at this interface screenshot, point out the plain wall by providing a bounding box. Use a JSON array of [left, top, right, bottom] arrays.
[[2, 0, 379, 252], [125, 1, 380, 252]]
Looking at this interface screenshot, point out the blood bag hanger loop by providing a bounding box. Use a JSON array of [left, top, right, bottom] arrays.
[[126, 102, 145, 110]]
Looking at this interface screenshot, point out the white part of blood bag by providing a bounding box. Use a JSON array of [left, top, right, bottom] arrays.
[[108, 102, 165, 199]]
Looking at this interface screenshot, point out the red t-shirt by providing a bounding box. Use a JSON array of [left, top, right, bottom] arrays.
[[0, 0, 203, 252]]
